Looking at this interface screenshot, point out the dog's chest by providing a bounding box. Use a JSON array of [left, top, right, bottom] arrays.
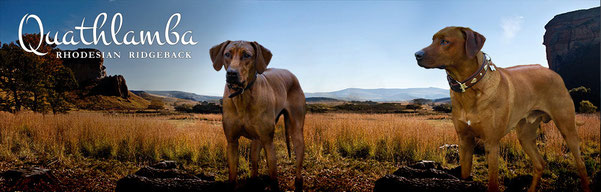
[[452, 94, 494, 137]]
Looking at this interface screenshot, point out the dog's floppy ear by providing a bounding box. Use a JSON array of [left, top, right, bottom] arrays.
[[251, 41, 272, 74], [210, 40, 231, 71], [461, 28, 486, 59]]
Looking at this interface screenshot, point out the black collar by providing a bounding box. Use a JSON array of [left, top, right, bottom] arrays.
[[447, 52, 495, 93], [227, 72, 257, 98]]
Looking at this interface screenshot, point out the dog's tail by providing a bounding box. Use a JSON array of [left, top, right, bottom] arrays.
[[285, 127, 292, 159], [282, 112, 292, 159]]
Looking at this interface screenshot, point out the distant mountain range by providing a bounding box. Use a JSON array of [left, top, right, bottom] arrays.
[[130, 90, 221, 102], [131, 87, 450, 102], [305, 88, 450, 102]]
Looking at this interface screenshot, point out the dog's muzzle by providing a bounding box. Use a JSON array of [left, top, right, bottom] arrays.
[[415, 50, 425, 61], [226, 69, 240, 84]]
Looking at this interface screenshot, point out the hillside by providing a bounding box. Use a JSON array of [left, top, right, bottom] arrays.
[[305, 87, 450, 102], [133, 90, 221, 102], [68, 91, 150, 110], [131, 91, 200, 110], [306, 97, 344, 103]]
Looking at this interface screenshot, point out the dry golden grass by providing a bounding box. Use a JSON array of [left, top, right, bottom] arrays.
[[0, 111, 599, 191]]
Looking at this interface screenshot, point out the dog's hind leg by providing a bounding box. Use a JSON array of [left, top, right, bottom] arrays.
[[285, 107, 305, 192], [550, 109, 591, 192], [516, 118, 545, 192]]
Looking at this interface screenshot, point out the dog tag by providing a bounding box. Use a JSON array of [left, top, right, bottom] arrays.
[[458, 82, 467, 92]]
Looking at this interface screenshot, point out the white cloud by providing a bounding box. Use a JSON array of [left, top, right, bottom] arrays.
[[500, 16, 524, 41]]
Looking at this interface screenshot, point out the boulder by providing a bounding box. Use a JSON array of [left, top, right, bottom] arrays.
[[373, 161, 485, 192], [543, 7, 600, 107], [0, 166, 61, 191], [115, 161, 273, 192]]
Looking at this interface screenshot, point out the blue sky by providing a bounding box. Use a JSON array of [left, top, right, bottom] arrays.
[[0, 0, 598, 96]]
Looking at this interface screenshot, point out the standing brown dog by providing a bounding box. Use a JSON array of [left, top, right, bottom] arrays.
[[210, 40, 306, 191], [415, 27, 590, 192]]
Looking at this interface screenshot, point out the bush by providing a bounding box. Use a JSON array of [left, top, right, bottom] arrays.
[[174, 104, 193, 113], [579, 100, 597, 113], [148, 100, 165, 111], [432, 103, 452, 113], [411, 98, 432, 105], [405, 104, 421, 111], [192, 102, 221, 114], [308, 104, 329, 113], [569, 86, 591, 105]]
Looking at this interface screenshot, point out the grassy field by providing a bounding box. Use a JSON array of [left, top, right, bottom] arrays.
[[0, 111, 599, 191]]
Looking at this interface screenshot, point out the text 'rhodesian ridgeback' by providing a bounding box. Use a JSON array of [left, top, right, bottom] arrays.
[[210, 40, 306, 191], [415, 27, 590, 192]]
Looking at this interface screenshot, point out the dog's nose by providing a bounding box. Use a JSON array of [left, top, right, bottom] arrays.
[[226, 69, 239, 83], [415, 50, 425, 60]]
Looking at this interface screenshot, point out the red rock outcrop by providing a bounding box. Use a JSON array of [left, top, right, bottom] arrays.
[[61, 48, 129, 98], [543, 7, 600, 106]]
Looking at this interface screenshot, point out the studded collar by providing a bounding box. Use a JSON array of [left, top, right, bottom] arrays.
[[447, 52, 496, 93]]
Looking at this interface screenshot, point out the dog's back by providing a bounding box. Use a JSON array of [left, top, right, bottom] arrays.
[[262, 68, 306, 108], [502, 64, 573, 112]]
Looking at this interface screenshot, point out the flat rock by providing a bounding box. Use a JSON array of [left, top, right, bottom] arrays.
[[1, 166, 62, 191], [115, 161, 273, 192], [374, 161, 485, 192]]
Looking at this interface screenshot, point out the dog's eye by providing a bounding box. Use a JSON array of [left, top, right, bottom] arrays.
[[224, 52, 231, 58], [242, 53, 251, 59], [440, 40, 449, 45]]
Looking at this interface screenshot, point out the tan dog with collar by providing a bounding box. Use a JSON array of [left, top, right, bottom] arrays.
[[210, 40, 306, 191], [415, 27, 590, 192]]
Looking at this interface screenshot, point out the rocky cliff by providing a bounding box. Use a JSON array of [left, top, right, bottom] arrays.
[[543, 7, 600, 107], [61, 48, 106, 86], [93, 75, 129, 98], [61, 49, 129, 99]]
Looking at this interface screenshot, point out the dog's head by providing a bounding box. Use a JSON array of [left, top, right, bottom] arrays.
[[415, 26, 485, 69], [210, 40, 272, 90]]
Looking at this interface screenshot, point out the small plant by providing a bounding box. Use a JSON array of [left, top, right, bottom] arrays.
[[579, 100, 597, 113], [147, 100, 165, 111]]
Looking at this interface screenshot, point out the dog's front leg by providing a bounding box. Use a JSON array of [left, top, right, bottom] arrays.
[[227, 139, 240, 182], [485, 141, 500, 192], [459, 135, 475, 179], [261, 137, 279, 190], [250, 139, 262, 178]]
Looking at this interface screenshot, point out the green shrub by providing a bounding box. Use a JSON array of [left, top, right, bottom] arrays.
[[374, 139, 391, 161], [116, 139, 133, 161], [353, 141, 372, 159], [307, 104, 329, 113], [94, 142, 114, 159], [391, 139, 417, 163], [177, 146, 195, 163], [579, 100, 597, 113]]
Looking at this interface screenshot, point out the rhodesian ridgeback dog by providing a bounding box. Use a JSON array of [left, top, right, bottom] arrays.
[[210, 40, 306, 191], [415, 27, 590, 192]]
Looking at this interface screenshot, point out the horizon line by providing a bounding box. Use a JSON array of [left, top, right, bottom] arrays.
[[131, 86, 451, 97]]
